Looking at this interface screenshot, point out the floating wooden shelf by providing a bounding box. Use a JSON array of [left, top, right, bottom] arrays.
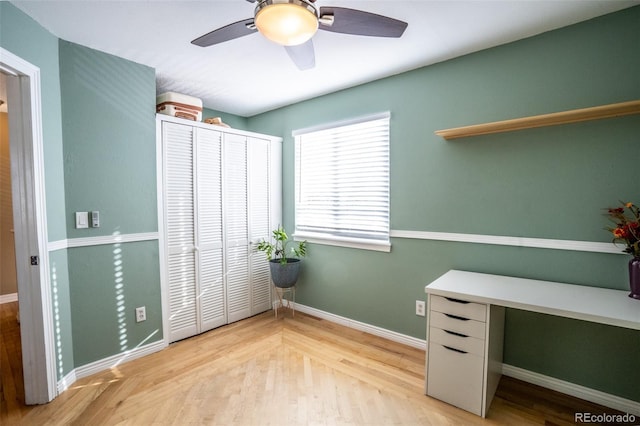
[[435, 100, 640, 140]]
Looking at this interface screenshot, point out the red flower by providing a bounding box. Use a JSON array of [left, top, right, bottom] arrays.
[[613, 227, 626, 238], [605, 202, 640, 258]]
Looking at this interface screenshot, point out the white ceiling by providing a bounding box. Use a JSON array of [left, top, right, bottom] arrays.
[[11, 0, 639, 117]]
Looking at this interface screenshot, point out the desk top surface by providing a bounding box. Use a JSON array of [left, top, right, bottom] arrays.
[[425, 270, 640, 330]]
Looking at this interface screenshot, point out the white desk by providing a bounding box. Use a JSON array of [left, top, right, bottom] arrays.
[[426, 270, 640, 330], [424, 270, 640, 417]]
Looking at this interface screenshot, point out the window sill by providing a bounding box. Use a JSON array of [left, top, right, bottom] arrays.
[[293, 232, 391, 253]]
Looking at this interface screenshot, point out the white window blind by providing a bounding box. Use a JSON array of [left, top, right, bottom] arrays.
[[294, 112, 391, 251]]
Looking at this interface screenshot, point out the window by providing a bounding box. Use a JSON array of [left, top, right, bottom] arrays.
[[293, 112, 390, 252]]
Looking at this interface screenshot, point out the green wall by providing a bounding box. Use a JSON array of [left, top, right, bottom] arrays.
[[0, 2, 67, 242], [49, 249, 74, 377], [0, 2, 74, 378], [2, 3, 164, 374], [58, 40, 163, 364], [3, 0, 639, 403], [67, 242, 161, 366], [59, 40, 158, 237], [247, 7, 640, 401]]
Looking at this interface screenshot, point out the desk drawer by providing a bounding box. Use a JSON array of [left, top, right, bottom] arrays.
[[429, 327, 484, 356], [430, 295, 487, 322], [429, 311, 486, 339], [427, 341, 484, 416]]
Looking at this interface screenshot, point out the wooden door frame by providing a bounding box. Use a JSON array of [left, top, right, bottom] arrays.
[[2, 47, 57, 404]]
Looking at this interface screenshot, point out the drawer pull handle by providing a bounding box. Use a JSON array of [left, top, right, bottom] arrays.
[[444, 313, 469, 321], [445, 297, 470, 304], [444, 329, 468, 338], [443, 345, 468, 354]]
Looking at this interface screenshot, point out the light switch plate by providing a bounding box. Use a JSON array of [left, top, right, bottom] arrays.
[[75, 212, 89, 229], [91, 211, 100, 228]]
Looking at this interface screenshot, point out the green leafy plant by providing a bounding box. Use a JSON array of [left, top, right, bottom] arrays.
[[605, 201, 639, 258], [256, 226, 307, 265]]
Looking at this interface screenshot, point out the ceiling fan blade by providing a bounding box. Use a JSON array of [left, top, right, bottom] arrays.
[[318, 7, 407, 38], [284, 39, 316, 71], [191, 18, 257, 47]]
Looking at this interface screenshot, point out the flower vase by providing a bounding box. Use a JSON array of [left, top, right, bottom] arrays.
[[629, 257, 640, 300]]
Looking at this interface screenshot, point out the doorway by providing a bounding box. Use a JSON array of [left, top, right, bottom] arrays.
[[1, 47, 56, 404], [0, 73, 18, 301]]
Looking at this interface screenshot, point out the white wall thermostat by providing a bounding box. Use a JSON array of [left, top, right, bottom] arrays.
[[91, 211, 100, 228]]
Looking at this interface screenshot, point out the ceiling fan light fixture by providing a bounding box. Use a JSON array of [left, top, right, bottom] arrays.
[[255, 0, 318, 46]]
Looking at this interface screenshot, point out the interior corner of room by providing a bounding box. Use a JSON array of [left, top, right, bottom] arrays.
[[1, 0, 638, 423]]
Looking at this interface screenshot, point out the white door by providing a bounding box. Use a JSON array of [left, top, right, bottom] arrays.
[[248, 137, 272, 314], [2, 48, 56, 404], [162, 121, 277, 338], [195, 128, 226, 331], [223, 133, 250, 323], [163, 122, 198, 342]]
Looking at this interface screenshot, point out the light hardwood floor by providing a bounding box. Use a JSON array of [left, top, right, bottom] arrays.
[[1, 301, 622, 425]]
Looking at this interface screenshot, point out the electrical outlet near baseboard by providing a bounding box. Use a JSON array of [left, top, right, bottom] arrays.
[[135, 306, 146, 322], [415, 300, 425, 316]]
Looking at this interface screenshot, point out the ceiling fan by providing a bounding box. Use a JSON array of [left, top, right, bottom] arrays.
[[191, 0, 408, 70]]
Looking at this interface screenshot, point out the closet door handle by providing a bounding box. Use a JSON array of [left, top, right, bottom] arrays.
[[444, 313, 469, 321], [445, 297, 470, 304], [443, 345, 467, 354], [444, 329, 468, 338]]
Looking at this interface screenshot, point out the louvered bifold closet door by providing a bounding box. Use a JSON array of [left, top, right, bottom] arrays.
[[224, 133, 251, 323], [248, 138, 272, 314], [195, 128, 226, 331], [163, 122, 198, 342]]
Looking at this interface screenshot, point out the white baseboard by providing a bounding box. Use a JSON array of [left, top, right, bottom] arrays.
[[57, 339, 166, 394], [292, 302, 426, 350], [75, 339, 166, 380], [52, 301, 637, 416], [0, 293, 18, 304], [502, 364, 640, 416], [57, 370, 77, 394], [291, 302, 638, 416]]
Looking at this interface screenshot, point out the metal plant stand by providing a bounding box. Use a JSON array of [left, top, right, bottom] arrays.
[[273, 284, 295, 318]]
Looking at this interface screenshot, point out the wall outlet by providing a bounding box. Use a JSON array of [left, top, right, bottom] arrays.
[[416, 300, 425, 317], [135, 306, 146, 322]]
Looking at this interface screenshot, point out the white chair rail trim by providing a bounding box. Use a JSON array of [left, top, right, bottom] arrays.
[[390, 230, 623, 254], [48, 232, 159, 252]]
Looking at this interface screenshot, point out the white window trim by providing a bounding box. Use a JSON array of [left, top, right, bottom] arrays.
[[293, 232, 392, 253], [293, 112, 391, 252]]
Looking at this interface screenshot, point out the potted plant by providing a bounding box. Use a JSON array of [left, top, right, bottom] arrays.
[[606, 202, 640, 299], [256, 226, 307, 288]]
